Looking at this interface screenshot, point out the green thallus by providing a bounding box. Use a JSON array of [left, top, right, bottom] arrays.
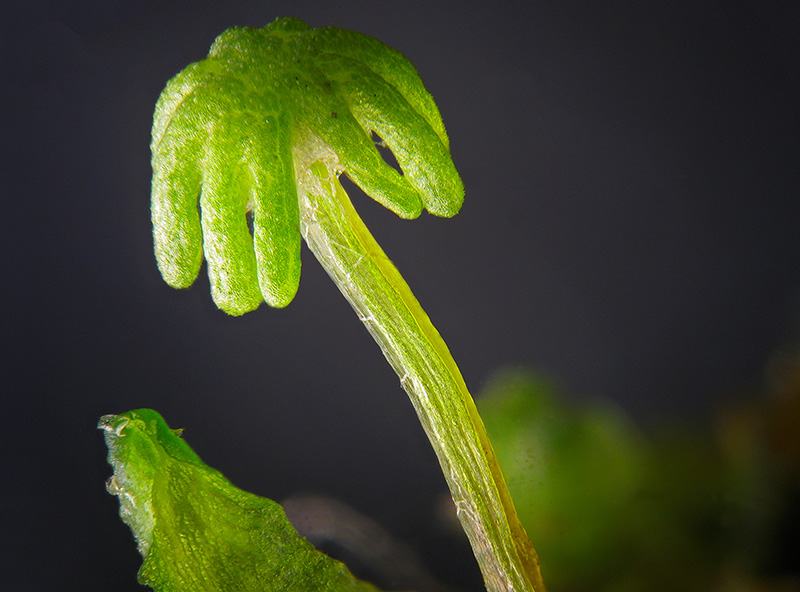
[[100, 409, 381, 591], [150, 17, 545, 591]]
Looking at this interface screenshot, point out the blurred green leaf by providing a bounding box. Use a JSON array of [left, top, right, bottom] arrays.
[[478, 371, 648, 590], [478, 366, 800, 592]]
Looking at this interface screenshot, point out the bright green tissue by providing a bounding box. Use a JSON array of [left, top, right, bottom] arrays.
[[99, 409, 379, 592], [151, 16, 463, 314]]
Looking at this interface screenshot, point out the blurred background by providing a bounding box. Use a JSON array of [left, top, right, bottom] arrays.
[[3, 1, 799, 590]]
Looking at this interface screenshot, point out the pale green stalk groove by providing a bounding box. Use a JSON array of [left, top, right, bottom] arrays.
[[295, 139, 546, 592]]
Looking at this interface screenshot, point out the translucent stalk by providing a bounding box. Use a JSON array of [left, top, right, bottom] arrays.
[[295, 141, 546, 592]]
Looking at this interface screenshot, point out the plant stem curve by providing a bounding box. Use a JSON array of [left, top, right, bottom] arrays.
[[295, 137, 546, 592]]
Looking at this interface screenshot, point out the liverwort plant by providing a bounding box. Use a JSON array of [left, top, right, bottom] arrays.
[[100, 409, 383, 591], [121, 17, 545, 592]]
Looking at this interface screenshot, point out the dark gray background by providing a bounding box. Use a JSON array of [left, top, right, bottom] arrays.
[[3, 1, 798, 590]]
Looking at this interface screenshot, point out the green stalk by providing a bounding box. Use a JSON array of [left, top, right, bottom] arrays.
[[295, 142, 546, 592]]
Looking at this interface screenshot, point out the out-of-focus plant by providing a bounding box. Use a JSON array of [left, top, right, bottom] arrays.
[[477, 358, 800, 592]]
